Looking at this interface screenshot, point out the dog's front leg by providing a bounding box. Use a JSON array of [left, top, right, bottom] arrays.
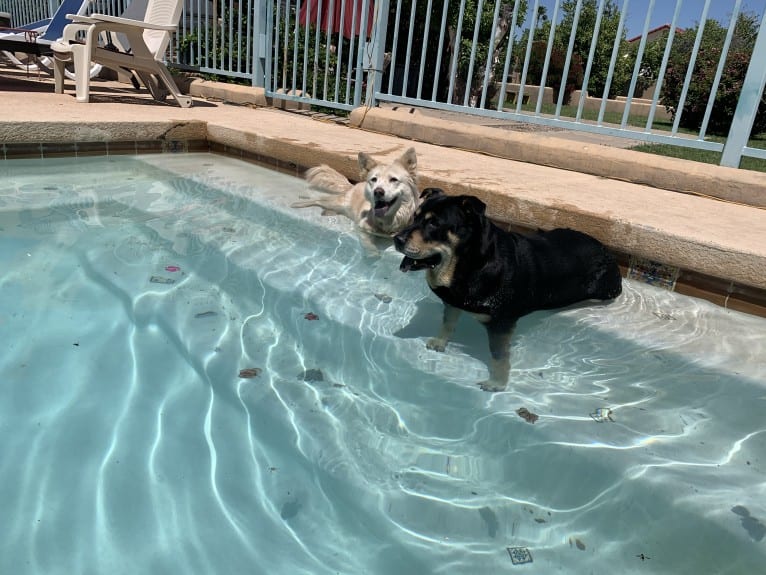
[[479, 325, 515, 392], [427, 303, 461, 352]]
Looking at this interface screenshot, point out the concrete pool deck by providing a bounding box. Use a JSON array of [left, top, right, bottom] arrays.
[[1, 66, 765, 315]]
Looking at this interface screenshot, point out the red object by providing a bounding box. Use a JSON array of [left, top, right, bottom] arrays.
[[304, 312, 319, 321], [298, 0, 374, 39]]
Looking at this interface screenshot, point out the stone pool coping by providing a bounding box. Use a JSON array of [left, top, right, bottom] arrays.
[[1, 69, 765, 316]]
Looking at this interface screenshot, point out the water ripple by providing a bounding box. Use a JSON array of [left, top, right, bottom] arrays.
[[1, 154, 765, 574]]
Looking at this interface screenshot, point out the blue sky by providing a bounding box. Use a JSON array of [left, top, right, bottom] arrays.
[[538, 0, 766, 37]]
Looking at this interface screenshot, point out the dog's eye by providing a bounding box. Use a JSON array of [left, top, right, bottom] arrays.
[[389, 177, 399, 184]]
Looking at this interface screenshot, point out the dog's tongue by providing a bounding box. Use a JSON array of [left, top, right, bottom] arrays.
[[399, 256, 418, 272], [374, 202, 390, 217]]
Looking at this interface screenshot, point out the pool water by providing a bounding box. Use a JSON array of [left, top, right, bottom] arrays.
[[1, 153, 764, 574]]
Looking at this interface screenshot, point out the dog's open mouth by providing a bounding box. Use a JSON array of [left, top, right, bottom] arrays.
[[399, 254, 441, 272], [374, 198, 395, 217]]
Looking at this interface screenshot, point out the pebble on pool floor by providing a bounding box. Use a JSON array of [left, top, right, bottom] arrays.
[[516, 407, 539, 424], [590, 407, 614, 422]]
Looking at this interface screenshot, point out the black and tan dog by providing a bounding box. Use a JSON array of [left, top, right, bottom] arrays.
[[394, 188, 622, 392]]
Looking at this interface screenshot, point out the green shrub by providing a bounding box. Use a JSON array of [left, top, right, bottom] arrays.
[[525, 41, 584, 104], [661, 13, 765, 135]]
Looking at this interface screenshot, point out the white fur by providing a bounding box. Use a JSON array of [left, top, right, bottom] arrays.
[[292, 148, 419, 237]]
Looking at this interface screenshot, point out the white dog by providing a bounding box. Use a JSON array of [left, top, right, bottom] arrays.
[[292, 147, 419, 238]]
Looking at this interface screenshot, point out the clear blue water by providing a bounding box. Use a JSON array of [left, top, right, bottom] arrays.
[[0, 153, 764, 574]]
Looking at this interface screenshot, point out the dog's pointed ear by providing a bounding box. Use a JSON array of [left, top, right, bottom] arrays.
[[420, 187, 444, 201], [358, 152, 377, 177], [398, 147, 417, 175], [460, 195, 486, 216]]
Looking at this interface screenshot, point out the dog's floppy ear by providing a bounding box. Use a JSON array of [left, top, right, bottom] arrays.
[[358, 152, 378, 178], [420, 187, 444, 201], [460, 195, 486, 216]]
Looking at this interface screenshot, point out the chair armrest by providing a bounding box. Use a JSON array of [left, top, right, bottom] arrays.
[[60, 21, 98, 43], [60, 22, 90, 42], [66, 14, 98, 24], [85, 13, 177, 32]]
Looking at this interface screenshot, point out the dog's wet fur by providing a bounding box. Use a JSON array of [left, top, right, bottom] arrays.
[[394, 188, 622, 391], [292, 148, 419, 238]]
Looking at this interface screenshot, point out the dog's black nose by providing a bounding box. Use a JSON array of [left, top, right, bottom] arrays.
[[374, 187, 385, 198]]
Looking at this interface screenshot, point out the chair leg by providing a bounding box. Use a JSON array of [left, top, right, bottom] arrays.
[[53, 54, 67, 94], [71, 44, 92, 103], [154, 63, 193, 108], [135, 70, 166, 101]]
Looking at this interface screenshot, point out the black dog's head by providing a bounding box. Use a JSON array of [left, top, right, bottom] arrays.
[[393, 188, 488, 275]]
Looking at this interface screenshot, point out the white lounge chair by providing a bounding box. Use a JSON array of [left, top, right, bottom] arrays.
[[0, 0, 95, 77], [51, 0, 192, 107]]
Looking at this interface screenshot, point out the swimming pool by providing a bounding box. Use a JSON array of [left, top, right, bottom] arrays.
[[1, 153, 764, 574]]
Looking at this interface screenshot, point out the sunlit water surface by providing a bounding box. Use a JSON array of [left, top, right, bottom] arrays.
[[1, 153, 764, 574]]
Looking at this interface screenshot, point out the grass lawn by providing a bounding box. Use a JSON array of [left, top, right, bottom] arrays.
[[510, 100, 766, 172], [510, 100, 675, 129], [630, 134, 766, 173]]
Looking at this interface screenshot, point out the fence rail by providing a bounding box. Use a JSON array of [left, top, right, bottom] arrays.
[[2, 0, 764, 168]]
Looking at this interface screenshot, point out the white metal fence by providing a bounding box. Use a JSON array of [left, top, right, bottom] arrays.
[[2, 0, 765, 168]]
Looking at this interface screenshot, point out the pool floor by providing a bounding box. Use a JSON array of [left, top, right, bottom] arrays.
[[0, 153, 765, 574]]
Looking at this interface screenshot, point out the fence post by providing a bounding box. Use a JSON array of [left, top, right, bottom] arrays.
[[251, 0, 266, 87], [721, 10, 766, 168], [364, 0, 390, 107]]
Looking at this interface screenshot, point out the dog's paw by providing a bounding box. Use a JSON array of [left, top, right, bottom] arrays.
[[426, 338, 447, 352], [478, 380, 507, 392]]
